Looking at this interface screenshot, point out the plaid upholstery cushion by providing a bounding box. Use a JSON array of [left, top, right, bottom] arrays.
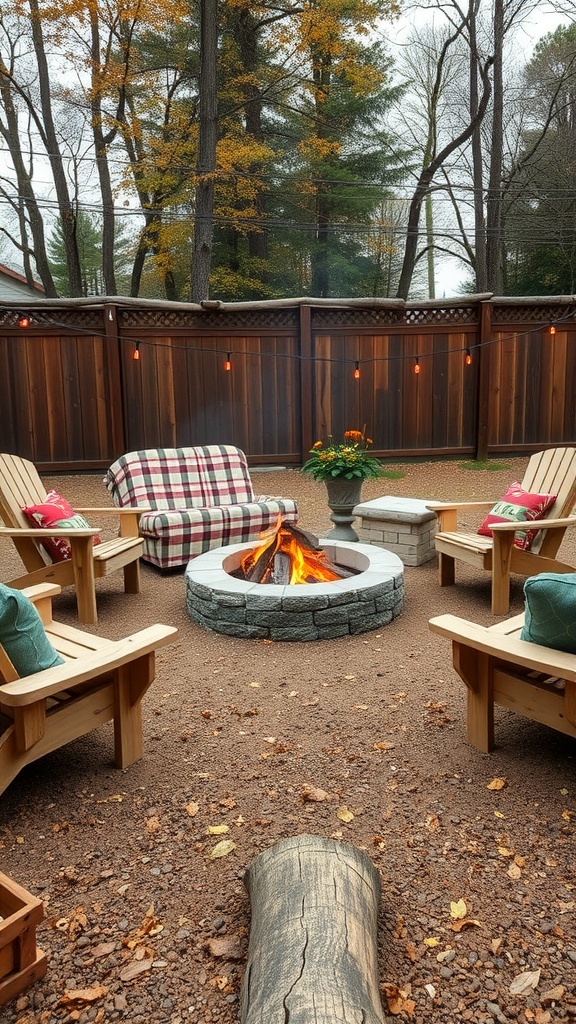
[[104, 447, 298, 569], [139, 500, 298, 569], [104, 446, 255, 510]]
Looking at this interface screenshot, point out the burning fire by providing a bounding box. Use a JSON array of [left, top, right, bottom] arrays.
[[240, 518, 346, 585]]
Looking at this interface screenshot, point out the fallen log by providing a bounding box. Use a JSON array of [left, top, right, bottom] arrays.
[[240, 834, 387, 1024]]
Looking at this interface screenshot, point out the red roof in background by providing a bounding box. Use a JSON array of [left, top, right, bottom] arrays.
[[0, 263, 45, 293]]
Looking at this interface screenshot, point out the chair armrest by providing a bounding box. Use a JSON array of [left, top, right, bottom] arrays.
[[0, 526, 100, 538], [426, 501, 495, 511], [75, 507, 149, 538], [0, 624, 178, 706], [490, 516, 576, 531], [19, 584, 62, 603], [20, 584, 61, 624], [426, 501, 494, 532], [429, 613, 576, 681]]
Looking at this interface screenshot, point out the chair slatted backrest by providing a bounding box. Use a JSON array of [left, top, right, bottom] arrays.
[[521, 447, 576, 555], [0, 454, 52, 570]]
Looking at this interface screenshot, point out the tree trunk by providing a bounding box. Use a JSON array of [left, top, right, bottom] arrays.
[[89, 8, 118, 296], [28, 0, 83, 296], [191, 0, 218, 303], [469, 0, 487, 292], [240, 834, 386, 1024], [486, 0, 504, 293]]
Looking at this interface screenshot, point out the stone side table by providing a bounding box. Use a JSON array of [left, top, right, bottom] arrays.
[[353, 495, 438, 566]]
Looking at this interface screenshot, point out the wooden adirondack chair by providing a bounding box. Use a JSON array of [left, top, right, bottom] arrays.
[[427, 447, 576, 614], [0, 453, 146, 624], [429, 611, 576, 752], [0, 584, 177, 796]]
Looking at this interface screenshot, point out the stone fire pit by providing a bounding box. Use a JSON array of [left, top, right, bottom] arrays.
[[185, 540, 404, 641]]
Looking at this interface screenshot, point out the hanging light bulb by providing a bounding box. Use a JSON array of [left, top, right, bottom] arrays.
[[465, 349, 472, 365], [224, 352, 231, 371], [133, 341, 141, 361], [354, 361, 360, 379], [414, 357, 420, 374], [549, 324, 557, 336], [17, 313, 30, 328]]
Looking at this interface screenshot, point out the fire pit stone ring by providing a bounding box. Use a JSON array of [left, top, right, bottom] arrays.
[[185, 540, 404, 641]]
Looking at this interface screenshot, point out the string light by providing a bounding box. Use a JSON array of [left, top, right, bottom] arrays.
[[414, 357, 420, 374], [354, 360, 360, 379], [133, 341, 141, 361], [224, 352, 231, 371], [17, 314, 30, 328], [465, 349, 472, 365], [549, 324, 557, 335]]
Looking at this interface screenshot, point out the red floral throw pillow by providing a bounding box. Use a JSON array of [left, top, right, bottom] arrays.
[[23, 490, 100, 563], [477, 482, 557, 551]]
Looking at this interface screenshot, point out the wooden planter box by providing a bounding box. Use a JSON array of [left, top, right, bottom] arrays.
[[0, 872, 47, 1005]]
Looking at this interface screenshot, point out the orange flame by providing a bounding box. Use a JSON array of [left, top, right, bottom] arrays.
[[241, 519, 342, 584]]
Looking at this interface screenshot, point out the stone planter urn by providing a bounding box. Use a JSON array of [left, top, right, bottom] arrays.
[[324, 476, 363, 541]]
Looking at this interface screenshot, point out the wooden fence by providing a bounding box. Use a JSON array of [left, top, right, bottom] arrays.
[[1, 296, 575, 471]]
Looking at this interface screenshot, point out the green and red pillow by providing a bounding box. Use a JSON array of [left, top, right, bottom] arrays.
[[23, 490, 100, 562], [477, 482, 557, 551]]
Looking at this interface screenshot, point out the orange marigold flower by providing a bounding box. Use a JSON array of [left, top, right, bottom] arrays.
[[344, 429, 363, 441], [312, 440, 323, 449]]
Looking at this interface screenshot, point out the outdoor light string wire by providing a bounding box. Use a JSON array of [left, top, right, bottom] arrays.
[[7, 306, 575, 375]]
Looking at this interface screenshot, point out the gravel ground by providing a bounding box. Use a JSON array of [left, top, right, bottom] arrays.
[[1, 458, 575, 1024]]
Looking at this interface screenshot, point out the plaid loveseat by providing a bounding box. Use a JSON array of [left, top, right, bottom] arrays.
[[103, 446, 299, 570]]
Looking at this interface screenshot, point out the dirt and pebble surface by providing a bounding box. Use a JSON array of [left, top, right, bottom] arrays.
[[1, 458, 575, 1024]]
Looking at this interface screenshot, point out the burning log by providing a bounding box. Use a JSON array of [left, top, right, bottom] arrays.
[[237, 520, 357, 585]]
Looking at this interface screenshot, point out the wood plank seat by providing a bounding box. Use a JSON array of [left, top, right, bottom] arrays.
[[427, 447, 576, 614], [429, 611, 576, 752], [0, 584, 177, 796], [0, 453, 146, 623]]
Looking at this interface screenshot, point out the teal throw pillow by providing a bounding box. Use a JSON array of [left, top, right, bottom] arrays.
[[0, 584, 64, 676], [520, 573, 576, 653]]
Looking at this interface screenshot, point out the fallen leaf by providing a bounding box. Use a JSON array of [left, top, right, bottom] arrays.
[[487, 777, 506, 790], [62, 985, 108, 1004], [209, 975, 229, 990], [206, 825, 230, 835], [509, 969, 541, 995], [424, 937, 440, 948], [382, 983, 416, 1016], [337, 806, 354, 823], [208, 839, 236, 860], [301, 783, 331, 802], [450, 918, 482, 932], [494, 810, 505, 818], [450, 899, 467, 920], [374, 741, 395, 751], [92, 942, 115, 958], [118, 960, 153, 982], [541, 984, 565, 1004], [490, 937, 505, 955], [96, 794, 123, 803], [205, 936, 243, 960]]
